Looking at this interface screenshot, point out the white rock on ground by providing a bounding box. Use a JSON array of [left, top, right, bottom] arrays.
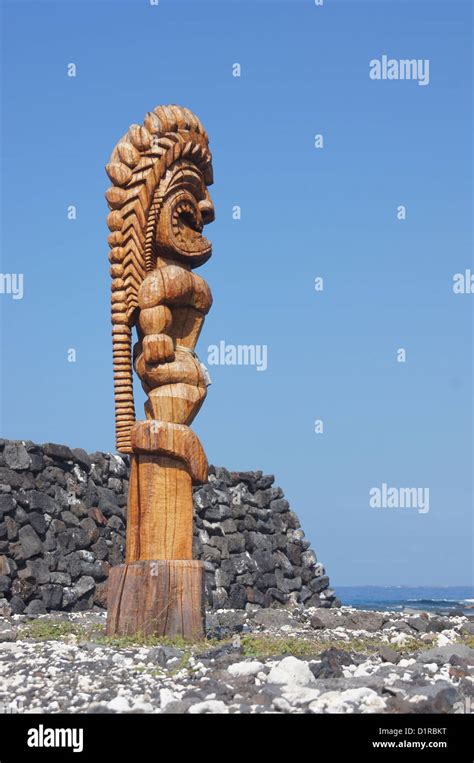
[[188, 700, 229, 714], [267, 656, 316, 687], [227, 661, 264, 677], [309, 688, 386, 714], [281, 686, 321, 706], [107, 696, 130, 712]]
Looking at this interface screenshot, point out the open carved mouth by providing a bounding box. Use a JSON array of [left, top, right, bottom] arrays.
[[172, 200, 204, 239], [159, 192, 213, 265]]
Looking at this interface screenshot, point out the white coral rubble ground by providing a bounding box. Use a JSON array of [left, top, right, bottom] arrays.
[[0, 606, 472, 715]]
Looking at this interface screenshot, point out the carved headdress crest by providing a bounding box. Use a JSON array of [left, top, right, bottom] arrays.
[[105, 105, 214, 453]]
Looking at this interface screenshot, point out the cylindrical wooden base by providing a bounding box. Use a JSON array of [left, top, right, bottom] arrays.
[[106, 560, 205, 639]]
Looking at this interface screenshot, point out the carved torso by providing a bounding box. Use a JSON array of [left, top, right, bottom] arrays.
[[133, 263, 212, 423]]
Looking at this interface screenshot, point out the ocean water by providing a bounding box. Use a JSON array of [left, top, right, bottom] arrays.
[[335, 586, 474, 616]]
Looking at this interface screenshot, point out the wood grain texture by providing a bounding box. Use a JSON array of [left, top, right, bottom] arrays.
[[131, 420, 208, 484], [106, 105, 214, 639], [107, 560, 205, 639], [126, 454, 193, 562], [106, 105, 214, 453]]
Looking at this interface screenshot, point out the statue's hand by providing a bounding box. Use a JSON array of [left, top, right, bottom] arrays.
[[142, 334, 175, 365], [138, 302, 174, 366]]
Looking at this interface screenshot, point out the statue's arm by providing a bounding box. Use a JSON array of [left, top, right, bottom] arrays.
[[137, 265, 212, 366]]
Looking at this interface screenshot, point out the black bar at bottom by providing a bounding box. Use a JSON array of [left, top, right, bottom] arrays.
[[0, 712, 471, 760]]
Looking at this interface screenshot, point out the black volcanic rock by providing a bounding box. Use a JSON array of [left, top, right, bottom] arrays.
[[0, 439, 337, 613]]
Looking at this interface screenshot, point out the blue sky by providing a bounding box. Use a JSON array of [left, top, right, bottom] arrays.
[[0, 0, 472, 586]]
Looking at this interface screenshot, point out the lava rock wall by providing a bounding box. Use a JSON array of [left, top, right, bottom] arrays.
[[0, 440, 338, 614]]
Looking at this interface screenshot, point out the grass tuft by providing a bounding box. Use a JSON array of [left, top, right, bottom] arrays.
[[19, 620, 98, 641]]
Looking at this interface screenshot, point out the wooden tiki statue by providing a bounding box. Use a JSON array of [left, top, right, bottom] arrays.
[[105, 105, 214, 639]]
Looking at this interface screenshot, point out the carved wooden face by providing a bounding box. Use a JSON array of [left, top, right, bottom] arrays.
[[154, 161, 214, 267]]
